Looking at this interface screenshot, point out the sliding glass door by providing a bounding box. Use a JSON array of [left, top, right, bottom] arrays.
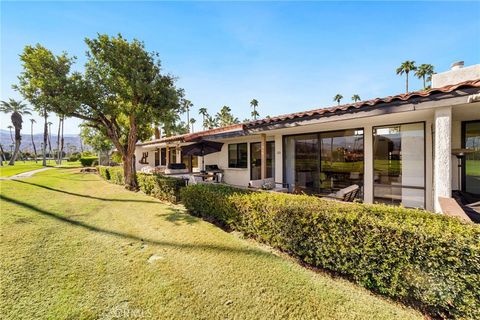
[[463, 121, 480, 195], [284, 130, 364, 195], [250, 141, 275, 180], [373, 123, 425, 208]]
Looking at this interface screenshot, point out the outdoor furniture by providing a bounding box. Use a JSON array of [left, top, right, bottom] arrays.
[[249, 178, 289, 193], [193, 172, 216, 182], [321, 184, 360, 202], [164, 163, 189, 175], [181, 140, 224, 171]]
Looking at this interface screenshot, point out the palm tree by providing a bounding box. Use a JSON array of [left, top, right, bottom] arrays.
[[216, 106, 240, 127], [0, 99, 32, 165], [250, 99, 259, 120], [333, 94, 343, 105], [7, 125, 14, 144], [182, 99, 193, 132], [199, 107, 208, 130], [351, 94, 361, 102], [189, 118, 196, 133], [396, 61, 417, 93], [30, 119, 38, 163], [415, 64, 435, 89]]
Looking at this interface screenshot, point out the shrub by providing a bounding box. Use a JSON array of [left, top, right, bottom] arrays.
[[181, 184, 250, 228], [108, 166, 124, 185], [137, 173, 186, 203], [68, 153, 81, 162], [181, 185, 480, 319], [97, 166, 110, 180], [79, 156, 98, 167]]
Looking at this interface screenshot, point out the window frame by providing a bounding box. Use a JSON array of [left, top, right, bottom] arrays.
[[228, 143, 248, 169], [372, 121, 426, 209]]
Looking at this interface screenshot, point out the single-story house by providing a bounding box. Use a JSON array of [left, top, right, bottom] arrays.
[[135, 62, 480, 213]]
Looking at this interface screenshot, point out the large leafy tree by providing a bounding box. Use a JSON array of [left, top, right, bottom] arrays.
[[396, 61, 417, 93], [351, 94, 361, 102], [79, 124, 113, 153], [15, 44, 72, 166], [415, 64, 435, 89], [16, 34, 183, 189], [250, 99, 259, 120], [215, 106, 239, 127], [0, 99, 32, 165]]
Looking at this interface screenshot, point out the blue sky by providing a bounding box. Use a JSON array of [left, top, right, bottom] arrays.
[[1, 1, 479, 134]]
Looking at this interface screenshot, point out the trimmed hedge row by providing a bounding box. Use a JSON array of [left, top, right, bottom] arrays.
[[96, 165, 124, 185], [180, 184, 480, 319], [96, 166, 185, 203], [79, 156, 98, 167], [137, 173, 186, 203]]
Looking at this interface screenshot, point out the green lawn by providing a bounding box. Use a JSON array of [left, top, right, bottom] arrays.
[[0, 161, 48, 177], [0, 168, 422, 319]]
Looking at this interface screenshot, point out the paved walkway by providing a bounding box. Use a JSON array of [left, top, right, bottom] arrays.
[[0, 167, 52, 180]]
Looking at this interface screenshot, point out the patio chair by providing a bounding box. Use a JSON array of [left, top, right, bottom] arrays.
[[249, 178, 289, 193], [321, 184, 360, 202]]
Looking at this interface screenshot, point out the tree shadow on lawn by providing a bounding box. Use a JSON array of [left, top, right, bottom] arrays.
[[0, 194, 269, 258], [10, 180, 159, 204], [161, 208, 198, 225]]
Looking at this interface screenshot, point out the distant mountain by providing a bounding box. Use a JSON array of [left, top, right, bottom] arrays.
[[0, 129, 83, 152]]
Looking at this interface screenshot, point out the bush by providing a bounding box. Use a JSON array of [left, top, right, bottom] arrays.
[[97, 166, 110, 180], [108, 166, 124, 185], [68, 153, 81, 162], [181, 184, 250, 228], [137, 173, 186, 203], [80, 156, 98, 167], [181, 185, 480, 319]]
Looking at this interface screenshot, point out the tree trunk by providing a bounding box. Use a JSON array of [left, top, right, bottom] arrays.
[[0, 144, 5, 166], [31, 122, 38, 163], [8, 112, 23, 165], [42, 112, 47, 166], [406, 72, 409, 93], [59, 116, 64, 165], [47, 123, 53, 161], [56, 116, 61, 164], [423, 76, 426, 90]]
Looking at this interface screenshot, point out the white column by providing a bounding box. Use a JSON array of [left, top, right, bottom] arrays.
[[363, 126, 374, 203], [434, 106, 452, 213], [261, 134, 267, 179], [274, 134, 283, 183]]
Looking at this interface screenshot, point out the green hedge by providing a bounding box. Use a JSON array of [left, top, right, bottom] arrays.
[[96, 165, 123, 185], [79, 156, 98, 167], [181, 184, 250, 227], [181, 184, 480, 319], [108, 167, 124, 185], [137, 173, 186, 203], [97, 166, 111, 181]]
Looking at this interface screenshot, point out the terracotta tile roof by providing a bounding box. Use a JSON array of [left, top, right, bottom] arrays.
[[137, 123, 244, 146], [244, 79, 480, 127], [138, 79, 480, 146]]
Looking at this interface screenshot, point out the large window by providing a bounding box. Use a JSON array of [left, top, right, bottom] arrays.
[[228, 143, 248, 168], [250, 141, 275, 180], [284, 129, 364, 195], [160, 148, 166, 166], [373, 123, 425, 208], [463, 121, 480, 195]]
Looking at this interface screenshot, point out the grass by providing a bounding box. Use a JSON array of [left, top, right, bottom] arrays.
[[0, 168, 423, 319], [0, 161, 48, 177]]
